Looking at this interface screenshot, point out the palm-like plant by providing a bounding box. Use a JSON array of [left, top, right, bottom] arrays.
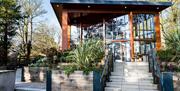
[[163, 30, 180, 61], [164, 30, 180, 51], [66, 39, 104, 74]]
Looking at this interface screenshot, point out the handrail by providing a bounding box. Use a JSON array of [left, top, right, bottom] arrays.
[[148, 49, 162, 86], [100, 48, 114, 91], [147, 49, 173, 91]]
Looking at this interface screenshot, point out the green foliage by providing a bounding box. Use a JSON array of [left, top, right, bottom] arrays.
[[17, 0, 47, 65], [157, 49, 174, 62], [164, 30, 180, 51], [57, 49, 72, 63], [31, 23, 58, 57], [0, 0, 21, 66], [63, 39, 104, 75], [31, 55, 45, 63], [64, 64, 77, 76], [29, 58, 48, 67], [158, 29, 180, 72]]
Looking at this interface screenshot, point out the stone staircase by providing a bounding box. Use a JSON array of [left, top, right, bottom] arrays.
[[105, 62, 159, 91]]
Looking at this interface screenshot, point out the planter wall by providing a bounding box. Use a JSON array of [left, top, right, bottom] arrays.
[[52, 70, 93, 91], [173, 72, 180, 91], [0, 70, 16, 91], [24, 67, 48, 82], [23, 67, 100, 91]]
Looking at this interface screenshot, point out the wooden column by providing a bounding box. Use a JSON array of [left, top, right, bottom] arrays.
[[129, 12, 135, 61], [103, 19, 106, 50], [68, 25, 71, 49], [80, 23, 83, 45], [154, 13, 161, 50], [61, 10, 68, 51]]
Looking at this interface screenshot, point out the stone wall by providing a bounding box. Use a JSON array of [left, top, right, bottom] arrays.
[[173, 72, 180, 91], [24, 67, 47, 82], [52, 70, 93, 91], [23, 67, 94, 91], [0, 70, 16, 91]]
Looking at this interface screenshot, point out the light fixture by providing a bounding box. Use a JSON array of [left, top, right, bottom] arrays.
[[88, 5, 91, 8], [157, 7, 159, 10], [125, 6, 127, 9], [56, 5, 59, 7]]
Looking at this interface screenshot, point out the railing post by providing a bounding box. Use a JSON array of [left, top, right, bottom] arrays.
[[152, 51, 156, 84], [46, 69, 52, 91], [21, 66, 25, 82], [148, 54, 151, 72], [161, 72, 174, 91]]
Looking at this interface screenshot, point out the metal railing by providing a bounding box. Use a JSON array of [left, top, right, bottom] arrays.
[[100, 49, 114, 91], [148, 49, 162, 83], [147, 49, 174, 91]]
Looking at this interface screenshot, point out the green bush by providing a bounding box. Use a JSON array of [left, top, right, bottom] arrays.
[[29, 58, 48, 67], [57, 49, 72, 63], [157, 49, 174, 62], [164, 30, 180, 52]]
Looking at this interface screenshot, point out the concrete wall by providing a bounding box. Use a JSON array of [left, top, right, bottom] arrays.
[[24, 67, 47, 82], [52, 70, 93, 91], [0, 70, 16, 91]]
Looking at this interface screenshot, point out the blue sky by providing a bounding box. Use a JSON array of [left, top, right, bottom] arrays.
[[42, 0, 60, 29], [37, 0, 61, 43], [40, 0, 79, 44]]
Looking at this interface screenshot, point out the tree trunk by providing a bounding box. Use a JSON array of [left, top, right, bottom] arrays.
[[4, 23, 8, 66]]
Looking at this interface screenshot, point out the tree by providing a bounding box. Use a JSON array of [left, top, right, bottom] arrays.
[[0, 0, 21, 66], [31, 23, 58, 56], [17, 0, 46, 64]]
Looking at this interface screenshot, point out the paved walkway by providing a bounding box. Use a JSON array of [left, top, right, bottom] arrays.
[[15, 68, 46, 91]]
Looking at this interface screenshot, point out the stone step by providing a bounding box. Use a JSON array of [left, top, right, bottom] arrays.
[[113, 69, 149, 72], [106, 83, 157, 89], [110, 74, 152, 78], [114, 65, 149, 68], [110, 78, 154, 83], [112, 71, 150, 74], [109, 78, 153, 83], [114, 66, 149, 69], [15, 88, 45, 91], [106, 82, 157, 87], [105, 87, 159, 91], [114, 66, 149, 68], [111, 72, 152, 76], [113, 66, 149, 69], [110, 76, 153, 80], [110, 73, 151, 77], [114, 62, 149, 66], [106, 85, 158, 90]]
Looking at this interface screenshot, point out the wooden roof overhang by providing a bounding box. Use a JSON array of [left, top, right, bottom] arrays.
[[51, 0, 172, 27]]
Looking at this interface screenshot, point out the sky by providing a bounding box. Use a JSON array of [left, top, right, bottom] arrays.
[[36, 0, 61, 43], [39, 0, 79, 44], [42, 0, 60, 29]]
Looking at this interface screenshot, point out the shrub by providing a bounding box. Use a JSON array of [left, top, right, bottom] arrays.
[[29, 57, 48, 67], [65, 39, 105, 75], [157, 49, 174, 62]]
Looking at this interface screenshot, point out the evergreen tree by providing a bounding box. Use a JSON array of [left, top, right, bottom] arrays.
[[0, 0, 21, 66]]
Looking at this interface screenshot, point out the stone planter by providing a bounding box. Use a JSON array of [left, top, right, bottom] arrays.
[[173, 72, 180, 91], [23, 67, 101, 91], [24, 67, 48, 82], [52, 70, 96, 91], [0, 70, 16, 91]]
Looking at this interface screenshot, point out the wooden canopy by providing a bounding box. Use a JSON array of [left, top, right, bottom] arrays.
[[51, 0, 172, 26]]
